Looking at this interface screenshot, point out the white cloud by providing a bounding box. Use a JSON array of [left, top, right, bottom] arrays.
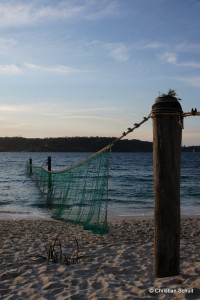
[[0, 2, 33, 27], [176, 61, 200, 69], [103, 43, 129, 62], [0, 102, 118, 115], [138, 42, 167, 50], [175, 42, 200, 52], [85, 0, 121, 20], [24, 63, 80, 74], [40, 104, 119, 120], [0, 0, 122, 27], [0, 64, 22, 74], [59, 115, 117, 122], [158, 52, 177, 64], [158, 52, 200, 69], [88, 40, 130, 62], [175, 76, 200, 87], [0, 62, 89, 75]]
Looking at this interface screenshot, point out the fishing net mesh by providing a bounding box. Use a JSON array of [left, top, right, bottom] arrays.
[[26, 146, 111, 234]]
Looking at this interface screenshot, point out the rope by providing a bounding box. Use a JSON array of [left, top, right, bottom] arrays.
[[110, 113, 152, 147], [110, 108, 199, 144], [110, 108, 199, 147], [26, 105, 199, 234], [107, 108, 200, 148], [182, 110, 200, 117], [151, 109, 200, 118]]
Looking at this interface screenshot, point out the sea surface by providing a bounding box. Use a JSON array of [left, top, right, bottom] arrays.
[[0, 152, 199, 219]]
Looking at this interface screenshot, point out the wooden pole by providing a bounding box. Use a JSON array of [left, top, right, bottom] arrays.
[[47, 156, 51, 172], [152, 96, 183, 278], [47, 156, 52, 207], [29, 158, 32, 174]]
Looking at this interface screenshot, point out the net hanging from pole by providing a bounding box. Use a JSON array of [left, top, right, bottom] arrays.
[[23, 108, 200, 234], [25, 113, 153, 234], [26, 146, 111, 234]]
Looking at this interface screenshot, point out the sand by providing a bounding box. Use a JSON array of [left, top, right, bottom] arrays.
[[0, 217, 200, 299]]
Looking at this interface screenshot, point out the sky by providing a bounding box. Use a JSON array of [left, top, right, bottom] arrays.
[[0, 0, 199, 145]]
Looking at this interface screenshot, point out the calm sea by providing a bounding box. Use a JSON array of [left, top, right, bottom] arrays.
[[0, 152, 199, 218]]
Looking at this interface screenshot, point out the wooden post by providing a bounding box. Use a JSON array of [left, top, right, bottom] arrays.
[[152, 95, 183, 277], [29, 158, 32, 174], [47, 156, 51, 172], [47, 156, 52, 207]]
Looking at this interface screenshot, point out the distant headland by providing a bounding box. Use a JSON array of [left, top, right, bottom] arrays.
[[0, 136, 199, 152]]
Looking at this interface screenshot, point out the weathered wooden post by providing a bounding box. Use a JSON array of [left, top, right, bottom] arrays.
[[152, 93, 183, 277], [47, 156, 52, 207], [29, 158, 32, 174], [47, 156, 51, 172]]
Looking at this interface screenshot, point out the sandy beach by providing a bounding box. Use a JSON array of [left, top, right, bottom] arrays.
[[0, 217, 200, 299]]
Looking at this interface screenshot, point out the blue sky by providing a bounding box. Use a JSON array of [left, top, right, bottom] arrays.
[[0, 0, 199, 145]]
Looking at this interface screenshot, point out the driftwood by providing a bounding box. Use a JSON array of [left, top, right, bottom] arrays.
[[35, 233, 85, 265]]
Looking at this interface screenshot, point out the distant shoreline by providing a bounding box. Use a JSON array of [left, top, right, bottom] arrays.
[[0, 136, 199, 152]]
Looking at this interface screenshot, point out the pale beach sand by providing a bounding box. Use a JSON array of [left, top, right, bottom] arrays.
[[0, 217, 200, 299]]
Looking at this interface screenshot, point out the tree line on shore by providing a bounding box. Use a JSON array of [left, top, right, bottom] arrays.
[[0, 136, 198, 152]]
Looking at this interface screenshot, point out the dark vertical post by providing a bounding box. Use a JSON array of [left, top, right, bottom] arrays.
[[29, 158, 32, 174], [47, 156, 52, 207], [152, 95, 183, 277], [47, 156, 51, 172]]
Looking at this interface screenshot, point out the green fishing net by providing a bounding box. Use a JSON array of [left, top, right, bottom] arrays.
[[26, 146, 111, 234]]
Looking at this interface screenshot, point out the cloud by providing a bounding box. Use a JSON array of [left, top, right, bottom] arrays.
[[175, 61, 200, 69], [175, 76, 200, 87], [88, 41, 129, 62], [0, 2, 34, 27], [175, 42, 200, 53], [0, 64, 22, 74], [0, 104, 33, 112], [0, 0, 122, 28], [24, 63, 81, 74], [85, 0, 121, 20], [137, 42, 167, 50], [104, 43, 129, 62], [158, 52, 200, 69], [158, 52, 177, 64], [59, 115, 117, 122], [0, 103, 118, 115], [0, 63, 87, 75], [40, 104, 118, 117]]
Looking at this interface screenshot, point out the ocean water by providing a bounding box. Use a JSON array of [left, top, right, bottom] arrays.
[[0, 152, 199, 218]]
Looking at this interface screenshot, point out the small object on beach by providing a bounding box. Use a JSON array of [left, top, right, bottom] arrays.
[[36, 233, 85, 265]]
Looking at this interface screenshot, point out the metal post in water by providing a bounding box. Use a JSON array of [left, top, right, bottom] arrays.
[[152, 94, 183, 277]]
